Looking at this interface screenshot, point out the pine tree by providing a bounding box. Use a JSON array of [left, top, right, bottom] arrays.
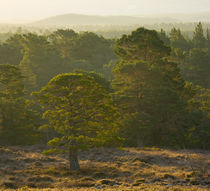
[[193, 22, 206, 48], [113, 27, 192, 147], [0, 64, 39, 145], [33, 73, 122, 171]]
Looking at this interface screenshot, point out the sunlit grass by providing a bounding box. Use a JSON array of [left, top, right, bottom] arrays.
[[0, 147, 209, 190]]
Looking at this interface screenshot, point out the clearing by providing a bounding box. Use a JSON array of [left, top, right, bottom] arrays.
[[0, 146, 209, 190]]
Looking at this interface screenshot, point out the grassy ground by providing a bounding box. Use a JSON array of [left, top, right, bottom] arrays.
[[0, 146, 209, 190]]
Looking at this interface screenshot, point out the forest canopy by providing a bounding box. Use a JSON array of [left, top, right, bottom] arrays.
[[0, 23, 209, 150]]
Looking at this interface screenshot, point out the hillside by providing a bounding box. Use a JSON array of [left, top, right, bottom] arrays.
[[31, 12, 210, 27], [0, 146, 209, 190], [32, 14, 180, 26]]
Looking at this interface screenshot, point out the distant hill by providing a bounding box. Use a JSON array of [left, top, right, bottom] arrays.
[[157, 12, 210, 22], [32, 14, 180, 26]]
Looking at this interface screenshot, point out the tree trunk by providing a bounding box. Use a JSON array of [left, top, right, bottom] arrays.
[[69, 149, 80, 171]]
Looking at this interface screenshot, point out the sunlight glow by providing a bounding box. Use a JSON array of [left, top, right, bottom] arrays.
[[0, 0, 210, 22]]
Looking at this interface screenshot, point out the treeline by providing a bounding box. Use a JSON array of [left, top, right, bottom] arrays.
[[0, 23, 209, 149], [2, 22, 210, 40], [160, 22, 210, 89]]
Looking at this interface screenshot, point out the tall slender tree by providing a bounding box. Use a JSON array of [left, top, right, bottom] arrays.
[[193, 22, 206, 48], [0, 64, 39, 145], [113, 27, 192, 147]]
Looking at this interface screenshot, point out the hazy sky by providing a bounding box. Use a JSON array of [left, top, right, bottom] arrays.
[[0, 0, 210, 22]]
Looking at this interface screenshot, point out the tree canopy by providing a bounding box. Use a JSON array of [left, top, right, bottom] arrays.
[[33, 73, 122, 170], [0, 64, 39, 145], [115, 27, 171, 62]]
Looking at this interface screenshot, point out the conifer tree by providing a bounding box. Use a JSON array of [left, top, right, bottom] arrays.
[[193, 22, 206, 48], [113, 27, 192, 147], [33, 73, 121, 171]]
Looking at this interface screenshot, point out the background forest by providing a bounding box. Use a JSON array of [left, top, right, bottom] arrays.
[[0, 22, 209, 150]]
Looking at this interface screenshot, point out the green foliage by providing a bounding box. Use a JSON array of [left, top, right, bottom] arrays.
[[0, 25, 209, 149], [74, 70, 112, 92], [50, 30, 116, 73], [159, 29, 170, 46], [69, 32, 116, 70], [19, 33, 62, 91], [113, 60, 190, 146], [193, 22, 206, 49], [185, 86, 210, 149], [115, 27, 171, 62], [184, 48, 210, 88], [33, 73, 122, 153], [169, 28, 191, 50], [0, 29, 116, 94], [49, 29, 78, 63], [206, 28, 210, 48], [170, 23, 210, 89], [113, 27, 194, 147], [0, 34, 24, 66], [0, 64, 40, 145]]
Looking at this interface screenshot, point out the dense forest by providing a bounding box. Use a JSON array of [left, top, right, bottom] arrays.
[[0, 22, 209, 161]]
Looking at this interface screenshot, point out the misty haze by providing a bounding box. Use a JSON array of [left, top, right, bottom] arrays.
[[0, 0, 209, 190]]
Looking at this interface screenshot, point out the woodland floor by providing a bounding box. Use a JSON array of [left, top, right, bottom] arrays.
[[0, 146, 209, 190]]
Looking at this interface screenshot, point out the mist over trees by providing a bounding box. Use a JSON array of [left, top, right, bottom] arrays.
[[0, 22, 209, 152]]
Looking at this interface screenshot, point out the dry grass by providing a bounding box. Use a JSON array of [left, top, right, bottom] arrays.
[[0, 146, 209, 190]]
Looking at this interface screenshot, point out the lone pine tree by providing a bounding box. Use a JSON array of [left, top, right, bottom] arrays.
[[33, 73, 121, 171]]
